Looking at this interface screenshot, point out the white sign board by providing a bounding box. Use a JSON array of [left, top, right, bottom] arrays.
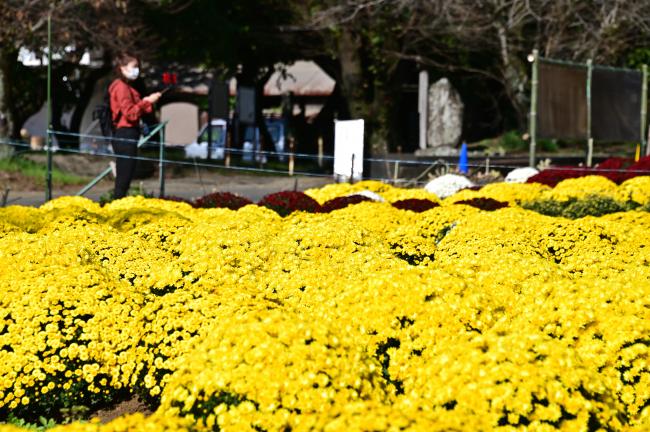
[[334, 119, 364, 181]]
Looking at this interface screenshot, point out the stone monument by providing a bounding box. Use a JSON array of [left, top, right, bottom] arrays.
[[416, 78, 463, 156]]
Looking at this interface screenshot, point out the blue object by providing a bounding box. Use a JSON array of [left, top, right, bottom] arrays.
[[459, 141, 469, 174]]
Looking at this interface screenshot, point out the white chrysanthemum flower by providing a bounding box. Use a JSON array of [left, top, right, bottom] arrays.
[[347, 190, 385, 202], [505, 167, 539, 183], [424, 174, 474, 199]]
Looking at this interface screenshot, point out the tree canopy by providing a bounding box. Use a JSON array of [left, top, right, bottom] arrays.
[[3, 0, 650, 150]]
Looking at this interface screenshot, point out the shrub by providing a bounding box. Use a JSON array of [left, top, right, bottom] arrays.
[[257, 191, 322, 216], [193, 192, 253, 210], [523, 194, 640, 219], [392, 199, 440, 213], [539, 138, 559, 152], [500, 131, 557, 152], [321, 195, 372, 213], [501, 130, 527, 151]]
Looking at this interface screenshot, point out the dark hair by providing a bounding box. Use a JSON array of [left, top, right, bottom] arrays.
[[114, 52, 139, 80]]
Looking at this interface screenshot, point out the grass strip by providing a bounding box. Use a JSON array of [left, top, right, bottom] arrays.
[[0, 156, 88, 186]]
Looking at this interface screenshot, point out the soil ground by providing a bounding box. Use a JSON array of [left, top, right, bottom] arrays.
[[91, 396, 152, 423]]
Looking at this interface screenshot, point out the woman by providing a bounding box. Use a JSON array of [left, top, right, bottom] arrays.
[[109, 53, 161, 199]]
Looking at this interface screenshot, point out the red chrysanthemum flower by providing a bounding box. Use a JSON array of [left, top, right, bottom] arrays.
[[258, 191, 322, 216], [454, 197, 509, 211], [391, 199, 440, 213], [321, 195, 372, 213], [193, 192, 253, 210]]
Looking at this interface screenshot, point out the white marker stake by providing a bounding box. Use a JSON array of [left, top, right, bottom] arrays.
[[334, 119, 364, 182]]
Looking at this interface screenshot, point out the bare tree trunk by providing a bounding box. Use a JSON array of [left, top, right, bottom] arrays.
[[337, 27, 389, 167], [0, 47, 16, 157], [0, 46, 15, 138], [338, 28, 365, 120], [496, 23, 528, 128], [254, 66, 275, 159]]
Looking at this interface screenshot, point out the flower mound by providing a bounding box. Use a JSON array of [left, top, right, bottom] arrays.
[[392, 198, 440, 212], [257, 191, 322, 216], [321, 195, 372, 213], [193, 191, 253, 210]]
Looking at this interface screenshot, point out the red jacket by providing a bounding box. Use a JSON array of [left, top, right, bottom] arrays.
[[108, 79, 153, 129]]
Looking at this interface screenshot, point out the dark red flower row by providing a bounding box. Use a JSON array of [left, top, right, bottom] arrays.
[[162, 192, 509, 215], [526, 156, 650, 187]]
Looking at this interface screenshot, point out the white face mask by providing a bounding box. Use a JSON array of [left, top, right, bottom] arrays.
[[123, 66, 139, 80]]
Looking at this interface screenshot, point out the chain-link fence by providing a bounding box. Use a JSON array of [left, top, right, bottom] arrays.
[[529, 51, 648, 166]]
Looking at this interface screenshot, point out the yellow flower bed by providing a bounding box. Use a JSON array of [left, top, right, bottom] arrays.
[[541, 176, 621, 202], [304, 180, 439, 204], [0, 180, 649, 431], [306, 176, 650, 206], [443, 182, 551, 205], [617, 176, 650, 205]]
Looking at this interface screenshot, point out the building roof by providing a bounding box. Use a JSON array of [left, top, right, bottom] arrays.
[[263, 61, 336, 97]]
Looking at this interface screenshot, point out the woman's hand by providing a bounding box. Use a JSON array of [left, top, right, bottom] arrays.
[[144, 92, 162, 104]]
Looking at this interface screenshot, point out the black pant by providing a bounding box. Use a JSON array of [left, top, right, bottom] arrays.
[[112, 127, 140, 199]]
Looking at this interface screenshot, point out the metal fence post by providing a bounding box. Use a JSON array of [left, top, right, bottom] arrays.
[[642, 64, 648, 156], [288, 137, 295, 176], [225, 120, 231, 167], [77, 122, 167, 197], [586, 59, 593, 167], [528, 49, 538, 168], [317, 136, 324, 168], [159, 124, 165, 197], [254, 127, 260, 167], [45, 12, 53, 202]]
